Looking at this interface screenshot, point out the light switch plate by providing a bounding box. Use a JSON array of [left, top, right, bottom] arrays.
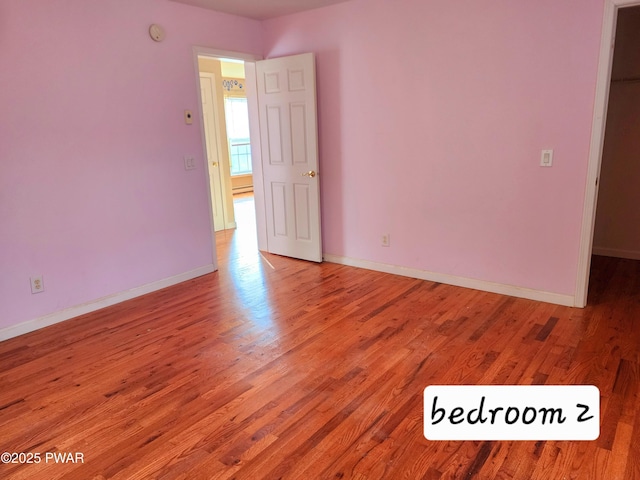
[[184, 110, 193, 125], [540, 149, 553, 167], [184, 156, 196, 170]]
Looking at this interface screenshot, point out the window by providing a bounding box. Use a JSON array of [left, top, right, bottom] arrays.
[[224, 97, 252, 176]]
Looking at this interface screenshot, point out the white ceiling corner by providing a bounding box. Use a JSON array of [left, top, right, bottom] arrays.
[[170, 0, 352, 20]]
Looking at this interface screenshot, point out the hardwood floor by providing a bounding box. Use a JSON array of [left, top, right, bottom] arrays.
[[1, 200, 639, 479]]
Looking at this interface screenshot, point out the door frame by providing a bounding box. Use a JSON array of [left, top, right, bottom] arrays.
[[575, 0, 640, 307], [192, 46, 267, 269]]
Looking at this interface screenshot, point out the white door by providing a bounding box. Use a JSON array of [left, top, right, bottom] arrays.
[[256, 53, 322, 262], [200, 74, 225, 232]]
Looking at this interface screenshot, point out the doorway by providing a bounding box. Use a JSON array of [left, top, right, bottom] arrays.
[[194, 49, 322, 269], [592, 5, 640, 262], [197, 53, 261, 263], [588, 5, 640, 303], [575, 0, 640, 306]]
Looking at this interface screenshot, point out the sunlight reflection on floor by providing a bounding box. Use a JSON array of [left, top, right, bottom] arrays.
[[215, 194, 275, 329]]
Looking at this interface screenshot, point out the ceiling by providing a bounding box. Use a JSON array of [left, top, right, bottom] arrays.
[[170, 0, 352, 20]]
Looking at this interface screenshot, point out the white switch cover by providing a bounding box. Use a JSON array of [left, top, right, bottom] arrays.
[[184, 156, 196, 170], [184, 110, 193, 125], [540, 149, 553, 167]]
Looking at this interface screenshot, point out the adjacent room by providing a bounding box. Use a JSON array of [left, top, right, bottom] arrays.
[[1, 0, 639, 478]]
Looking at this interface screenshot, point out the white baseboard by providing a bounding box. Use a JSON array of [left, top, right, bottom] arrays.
[[592, 247, 640, 261], [0, 265, 216, 342], [323, 254, 575, 307]]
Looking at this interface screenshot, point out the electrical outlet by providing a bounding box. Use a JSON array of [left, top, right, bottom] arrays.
[[30, 275, 44, 294], [381, 234, 390, 247]]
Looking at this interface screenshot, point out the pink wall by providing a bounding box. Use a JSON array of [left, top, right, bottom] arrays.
[[0, 0, 262, 329], [262, 0, 604, 296], [0, 0, 608, 334]]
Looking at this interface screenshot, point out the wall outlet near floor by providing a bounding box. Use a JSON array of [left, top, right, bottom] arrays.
[[30, 275, 44, 294], [381, 234, 390, 247]]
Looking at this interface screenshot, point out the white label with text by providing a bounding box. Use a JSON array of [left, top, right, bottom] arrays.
[[423, 385, 599, 441]]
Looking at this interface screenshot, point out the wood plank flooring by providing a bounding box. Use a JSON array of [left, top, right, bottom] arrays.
[[1, 202, 639, 478]]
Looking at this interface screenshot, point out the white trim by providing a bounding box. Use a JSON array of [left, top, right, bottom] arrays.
[[592, 247, 640, 260], [575, 0, 640, 307], [0, 265, 215, 342], [192, 46, 262, 63], [324, 254, 575, 307]]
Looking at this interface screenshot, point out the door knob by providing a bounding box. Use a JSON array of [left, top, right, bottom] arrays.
[[212, 162, 219, 167], [301, 170, 317, 178]]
